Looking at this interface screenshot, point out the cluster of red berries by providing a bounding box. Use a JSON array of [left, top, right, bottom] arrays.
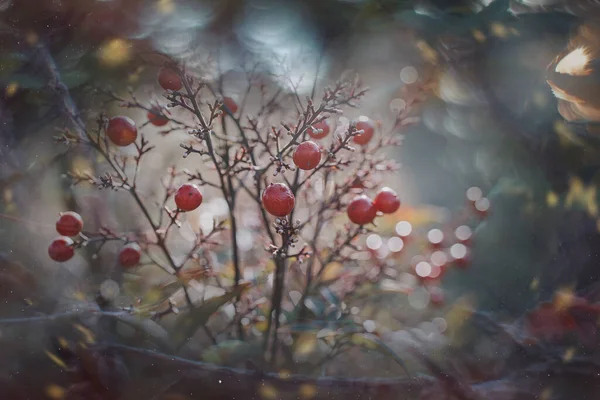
[[47, 184, 203, 265], [306, 118, 376, 146], [106, 69, 241, 146], [260, 118, 379, 218], [260, 181, 399, 223], [47, 212, 142, 268], [103, 68, 188, 144], [347, 187, 401, 225], [48, 212, 83, 262]]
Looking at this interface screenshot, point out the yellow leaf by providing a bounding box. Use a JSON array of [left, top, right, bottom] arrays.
[[394, 205, 447, 227], [45, 384, 65, 399], [255, 319, 268, 333], [444, 296, 475, 345], [264, 259, 276, 273], [5, 82, 18, 97], [73, 291, 86, 301], [541, 388, 553, 400], [220, 262, 236, 280], [584, 185, 597, 216], [490, 22, 508, 38], [57, 337, 69, 349], [71, 156, 93, 177], [45, 351, 68, 369], [157, 0, 175, 14], [546, 191, 559, 207], [351, 333, 377, 349], [555, 121, 584, 147], [321, 262, 343, 281], [530, 277, 539, 291], [416, 40, 438, 64], [278, 369, 292, 379], [295, 333, 317, 356], [553, 287, 575, 312], [563, 347, 576, 362], [299, 384, 317, 399], [74, 323, 95, 344], [565, 177, 584, 207], [97, 38, 131, 67], [258, 383, 278, 400], [472, 29, 486, 43]]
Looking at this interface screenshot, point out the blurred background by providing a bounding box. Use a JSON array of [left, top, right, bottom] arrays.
[[3, 0, 600, 398]]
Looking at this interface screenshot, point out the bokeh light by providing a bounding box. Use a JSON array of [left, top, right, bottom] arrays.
[[387, 236, 404, 252], [454, 225, 472, 242], [400, 66, 418, 84], [366, 234, 382, 250], [450, 243, 468, 260], [395, 221, 412, 237], [466, 186, 483, 202], [389, 98, 407, 113], [475, 197, 490, 213], [415, 261, 432, 277], [430, 250, 448, 267], [427, 228, 444, 246]]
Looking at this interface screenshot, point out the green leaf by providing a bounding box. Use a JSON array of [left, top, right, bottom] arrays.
[[106, 314, 173, 352], [170, 283, 250, 348], [350, 333, 410, 376]]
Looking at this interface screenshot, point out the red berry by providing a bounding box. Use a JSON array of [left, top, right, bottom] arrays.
[[158, 67, 182, 91], [222, 97, 238, 114], [119, 243, 141, 267], [106, 116, 137, 146], [308, 121, 330, 139], [147, 106, 169, 127], [293, 141, 321, 170], [347, 195, 377, 225], [56, 211, 84, 237], [353, 119, 375, 145], [48, 236, 75, 262], [174, 184, 203, 211], [262, 183, 295, 217], [374, 187, 401, 214]]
